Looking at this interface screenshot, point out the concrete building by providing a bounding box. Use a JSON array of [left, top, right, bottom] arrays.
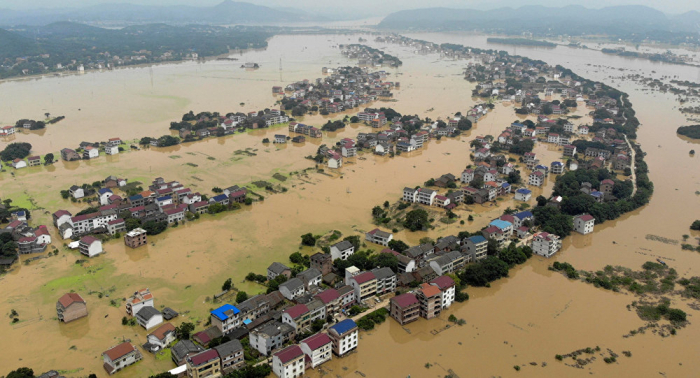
[[124, 228, 147, 248], [390, 293, 420, 325], [186, 349, 221, 378], [103, 342, 142, 375], [272, 345, 305, 378], [328, 319, 358, 356], [56, 292, 88, 323], [574, 214, 595, 235], [300, 333, 333, 369]]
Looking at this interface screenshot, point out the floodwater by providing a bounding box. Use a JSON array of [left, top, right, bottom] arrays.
[[0, 33, 699, 377]]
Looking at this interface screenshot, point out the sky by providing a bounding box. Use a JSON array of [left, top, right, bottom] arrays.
[[0, 0, 696, 14]]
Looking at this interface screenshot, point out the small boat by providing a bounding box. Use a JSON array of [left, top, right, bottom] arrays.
[[657, 258, 666, 266]]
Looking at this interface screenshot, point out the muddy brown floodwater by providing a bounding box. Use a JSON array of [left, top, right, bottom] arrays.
[[1, 33, 699, 377]]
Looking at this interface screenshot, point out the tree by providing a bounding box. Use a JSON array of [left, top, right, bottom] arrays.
[[343, 235, 361, 251], [486, 238, 500, 255], [300, 233, 316, 246], [139, 137, 154, 145], [177, 322, 195, 340], [1, 142, 32, 161], [388, 239, 409, 252], [222, 278, 233, 291], [149, 373, 176, 378], [536, 195, 547, 207], [44, 153, 54, 165], [403, 209, 429, 231], [289, 252, 308, 266], [125, 217, 141, 231], [7, 367, 34, 378], [371, 253, 398, 272], [236, 291, 248, 303], [143, 220, 168, 235], [311, 318, 325, 332], [691, 220, 700, 231], [371, 206, 385, 219], [457, 118, 472, 131], [383, 200, 390, 208]]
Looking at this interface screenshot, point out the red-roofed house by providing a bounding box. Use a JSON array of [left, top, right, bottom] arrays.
[[103, 342, 142, 375], [314, 289, 340, 314], [300, 333, 333, 368], [272, 345, 305, 378], [430, 275, 456, 309], [186, 349, 221, 378], [79, 236, 103, 257], [417, 283, 442, 319], [56, 293, 88, 323], [574, 214, 595, 235], [349, 271, 377, 304], [390, 293, 420, 325]]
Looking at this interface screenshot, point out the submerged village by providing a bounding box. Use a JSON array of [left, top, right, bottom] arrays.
[[0, 36, 655, 378]]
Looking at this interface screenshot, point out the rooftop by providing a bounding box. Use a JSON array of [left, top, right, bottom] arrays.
[[189, 349, 219, 367], [329, 319, 357, 336], [391, 293, 419, 308], [211, 304, 240, 321], [274, 345, 304, 364]]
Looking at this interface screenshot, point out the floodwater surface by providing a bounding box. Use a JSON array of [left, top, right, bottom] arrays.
[[0, 33, 699, 377]]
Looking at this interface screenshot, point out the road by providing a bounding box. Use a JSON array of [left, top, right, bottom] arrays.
[[623, 134, 637, 196]]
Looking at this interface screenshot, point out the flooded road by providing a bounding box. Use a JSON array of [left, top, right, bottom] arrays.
[[1, 32, 699, 377]]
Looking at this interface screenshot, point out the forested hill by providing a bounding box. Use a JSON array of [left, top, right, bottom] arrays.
[[0, 1, 315, 26], [0, 22, 271, 79], [377, 5, 700, 44]]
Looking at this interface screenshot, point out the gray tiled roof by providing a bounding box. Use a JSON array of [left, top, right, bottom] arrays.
[[214, 339, 243, 357], [268, 262, 290, 275], [331, 240, 353, 251], [136, 306, 161, 321]]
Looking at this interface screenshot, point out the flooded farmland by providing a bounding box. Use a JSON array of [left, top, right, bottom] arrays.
[[1, 32, 700, 378]]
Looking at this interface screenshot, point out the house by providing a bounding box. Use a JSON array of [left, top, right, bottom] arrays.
[[107, 137, 122, 147], [126, 288, 154, 316], [105, 218, 125, 235], [528, 171, 544, 187], [403, 187, 418, 202], [551, 161, 564, 175], [417, 283, 442, 319], [547, 133, 560, 144], [282, 300, 325, 331], [349, 271, 377, 304], [327, 152, 343, 169], [462, 235, 488, 262], [514, 188, 532, 201], [600, 179, 614, 195], [512, 211, 534, 228], [172, 340, 204, 366], [105, 146, 119, 155], [214, 339, 245, 373], [300, 333, 333, 369], [272, 345, 305, 378], [337, 285, 356, 309], [69, 185, 85, 199], [279, 278, 305, 300], [430, 275, 456, 309], [145, 323, 177, 352], [124, 228, 147, 248], [390, 293, 420, 325], [268, 262, 292, 281], [574, 214, 595, 235], [27, 155, 41, 166], [297, 268, 322, 290], [417, 188, 437, 206], [310, 253, 333, 276], [563, 144, 577, 157], [531, 232, 562, 258], [249, 321, 296, 356], [102, 342, 142, 375], [211, 304, 241, 334], [0, 125, 16, 135], [56, 293, 88, 323], [12, 158, 27, 169], [61, 148, 81, 161], [489, 219, 514, 237], [79, 236, 103, 257], [274, 134, 287, 143], [371, 267, 397, 295], [83, 146, 99, 159], [328, 319, 358, 356], [365, 228, 393, 246], [330, 240, 354, 261], [136, 306, 163, 330], [186, 349, 221, 378]]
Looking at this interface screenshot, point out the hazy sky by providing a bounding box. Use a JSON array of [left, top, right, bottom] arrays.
[[0, 0, 696, 14]]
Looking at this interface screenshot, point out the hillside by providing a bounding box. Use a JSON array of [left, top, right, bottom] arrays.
[[377, 5, 699, 39]]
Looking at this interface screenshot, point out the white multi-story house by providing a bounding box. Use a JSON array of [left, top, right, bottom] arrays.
[[210, 304, 241, 334], [403, 187, 418, 202], [514, 188, 532, 201], [574, 214, 595, 235], [417, 188, 437, 206], [531, 232, 562, 258], [300, 333, 333, 369], [430, 276, 456, 309], [272, 345, 306, 378], [126, 288, 154, 316], [328, 319, 358, 356], [250, 321, 295, 356], [461, 169, 474, 183], [330, 240, 355, 261], [365, 228, 393, 246], [102, 342, 142, 375], [279, 278, 305, 300], [528, 171, 544, 187]]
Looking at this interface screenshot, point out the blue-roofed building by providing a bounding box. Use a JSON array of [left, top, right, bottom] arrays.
[[211, 304, 241, 334], [128, 194, 145, 207], [156, 195, 173, 208], [590, 190, 604, 203], [500, 182, 511, 194], [513, 211, 534, 228], [551, 161, 564, 175], [489, 219, 513, 235], [328, 319, 358, 356], [98, 188, 113, 195], [514, 188, 532, 201], [534, 165, 549, 176], [462, 235, 488, 262], [209, 194, 230, 206], [11, 210, 27, 221]]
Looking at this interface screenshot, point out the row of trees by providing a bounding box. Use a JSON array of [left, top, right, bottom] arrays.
[[0, 142, 32, 161]]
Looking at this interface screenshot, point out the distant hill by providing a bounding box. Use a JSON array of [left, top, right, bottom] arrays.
[[0, 1, 315, 26], [377, 5, 700, 37], [0, 28, 40, 58]]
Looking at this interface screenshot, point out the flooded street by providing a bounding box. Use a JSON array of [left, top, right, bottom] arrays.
[[1, 32, 700, 377]]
